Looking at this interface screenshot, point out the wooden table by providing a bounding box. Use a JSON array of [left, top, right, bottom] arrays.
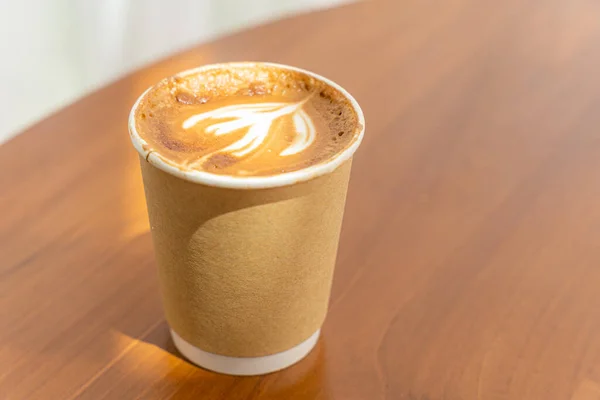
[[3, 0, 600, 398]]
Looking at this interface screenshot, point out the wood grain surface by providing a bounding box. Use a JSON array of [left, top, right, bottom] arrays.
[[3, 0, 600, 399]]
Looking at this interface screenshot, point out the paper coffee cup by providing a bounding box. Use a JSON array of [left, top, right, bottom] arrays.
[[128, 62, 365, 375]]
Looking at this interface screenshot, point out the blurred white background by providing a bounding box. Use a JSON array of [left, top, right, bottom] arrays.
[[0, 0, 349, 143]]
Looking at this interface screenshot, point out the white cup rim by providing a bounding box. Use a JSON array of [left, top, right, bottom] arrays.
[[128, 62, 365, 189]]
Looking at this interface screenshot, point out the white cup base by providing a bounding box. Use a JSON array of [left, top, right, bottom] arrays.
[[170, 329, 321, 376]]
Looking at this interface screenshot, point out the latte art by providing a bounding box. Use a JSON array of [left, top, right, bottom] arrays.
[[132, 63, 361, 176], [182, 98, 316, 165]]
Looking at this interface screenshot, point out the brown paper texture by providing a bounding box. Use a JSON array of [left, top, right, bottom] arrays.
[[140, 159, 352, 357]]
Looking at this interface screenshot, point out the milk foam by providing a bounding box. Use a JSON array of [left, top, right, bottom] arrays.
[[131, 62, 362, 178], [182, 97, 315, 168]]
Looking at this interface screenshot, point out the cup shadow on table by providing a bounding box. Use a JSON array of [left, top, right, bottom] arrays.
[[131, 319, 332, 400]]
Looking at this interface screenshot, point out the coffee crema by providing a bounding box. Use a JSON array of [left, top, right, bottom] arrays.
[[133, 64, 361, 176]]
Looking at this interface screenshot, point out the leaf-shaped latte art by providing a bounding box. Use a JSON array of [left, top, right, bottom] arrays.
[[182, 98, 316, 166]]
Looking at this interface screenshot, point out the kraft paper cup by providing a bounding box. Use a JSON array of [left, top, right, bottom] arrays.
[[128, 62, 365, 375]]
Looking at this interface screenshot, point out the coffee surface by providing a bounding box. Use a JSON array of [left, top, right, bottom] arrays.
[[133, 64, 361, 176]]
